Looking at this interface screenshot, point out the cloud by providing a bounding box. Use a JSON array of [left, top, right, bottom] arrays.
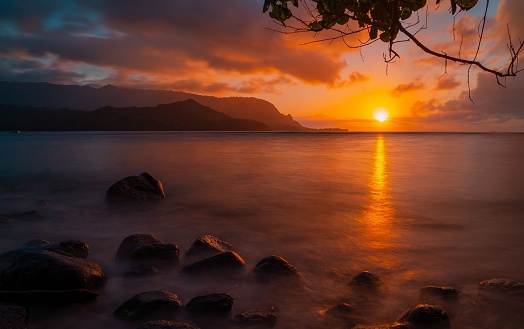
[[0, 0, 350, 91], [434, 75, 461, 90], [391, 81, 425, 97], [348, 71, 371, 84], [410, 72, 524, 125]]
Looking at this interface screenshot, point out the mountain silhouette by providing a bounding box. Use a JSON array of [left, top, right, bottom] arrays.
[[0, 81, 305, 131], [0, 100, 269, 131]]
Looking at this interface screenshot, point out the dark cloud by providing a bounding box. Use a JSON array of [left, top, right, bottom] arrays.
[[434, 75, 461, 90], [0, 55, 85, 83], [410, 72, 524, 124], [391, 81, 425, 97], [0, 0, 347, 88]]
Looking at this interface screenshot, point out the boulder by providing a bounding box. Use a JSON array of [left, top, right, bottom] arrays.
[[397, 304, 450, 329], [325, 303, 355, 318], [186, 293, 234, 316], [353, 324, 408, 329], [229, 307, 276, 327], [348, 271, 383, 289], [0, 289, 98, 304], [0, 303, 28, 329], [130, 243, 179, 270], [184, 235, 233, 260], [116, 234, 164, 261], [252, 256, 300, 281], [181, 251, 245, 277], [106, 172, 166, 203], [478, 278, 524, 299], [124, 266, 161, 278], [24, 239, 51, 247], [114, 290, 183, 321], [0, 217, 12, 227], [0, 244, 106, 291], [136, 320, 201, 329], [418, 287, 459, 302]]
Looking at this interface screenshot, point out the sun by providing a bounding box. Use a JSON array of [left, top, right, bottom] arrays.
[[373, 108, 389, 123]]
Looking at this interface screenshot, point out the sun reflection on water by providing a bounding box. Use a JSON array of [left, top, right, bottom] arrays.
[[362, 134, 397, 266]]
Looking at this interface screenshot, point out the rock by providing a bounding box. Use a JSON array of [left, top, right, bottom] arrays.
[[252, 255, 300, 281], [3, 210, 44, 222], [397, 304, 450, 329], [181, 251, 245, 277], [124, 266, 161, 278], [106, 172, 166, 203], [478, 278, 524, 299], [186, 293, 234, 316], [114, 290, 183, 321], [0, 289, 98, 304], [353, 324, 408, 329], [184, 235, 233, 260], [0, 303, 28, 329], [0, 217, 12, 227], [130, 243, 179, 270], [136, 320, 201, 329], [116, 234, 165, 261], [34, 199, 50, 206], [24, 239, 51, 247], [0, 246, 106, 291], [348, 271, 383, 289], [418, 287, 459, 302], [229, 307, 277, 327], [325, 303, 355, 318], [58, 240, 89, 258]]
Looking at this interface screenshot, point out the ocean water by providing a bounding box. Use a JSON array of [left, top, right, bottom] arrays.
[[1, 131, 524, 328]]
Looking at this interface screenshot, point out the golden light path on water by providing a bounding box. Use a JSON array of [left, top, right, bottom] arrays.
[[362, 134, 397, 268]]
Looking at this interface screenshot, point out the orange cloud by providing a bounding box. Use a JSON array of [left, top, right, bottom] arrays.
[[391, 81, 425, 97]]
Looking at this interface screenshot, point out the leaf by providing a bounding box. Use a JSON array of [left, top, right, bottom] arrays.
[[456, 0, 478, 10], [380, 31, 391, 42], [369, 26, 378, 39], [263, 0, 271, 13], [291, 0, 299, 7], [336, 15, 349, 25], [310, 21, 323, 32], [401, 7, 412, 20]]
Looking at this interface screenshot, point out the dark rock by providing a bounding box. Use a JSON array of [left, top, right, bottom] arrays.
[[106, 172, 166, 203], [136, 320, 201, 329], [418, 287, 459, 302], [252, 255, 300, 281], [478, 278, 524, 299], [34, 199, 50, 206], [229, 307, 276, 327], [325, 303, 355, 318], [353, 324, 408, 329], [116, 234, 165, 261], [0, 303, 28, 329], [186, 293, 234, 316], [397, 304, 450, 329], [0, 247, 106, 291], [181, 251, 245, 277], [114, 290, 183, 321], [58, 240, 89, 258], [3, 210, 44, 222], [0, 217, 12, 227], [348, 271, 383, 289], [0, 289, 98, 304], [184, 235, 233, 260], [130, 243, 179, 270], [24, 239, 50, 247], [124, 266, 161, 278]]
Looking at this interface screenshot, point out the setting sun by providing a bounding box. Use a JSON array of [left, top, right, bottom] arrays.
[[373, 108, 389, 123]]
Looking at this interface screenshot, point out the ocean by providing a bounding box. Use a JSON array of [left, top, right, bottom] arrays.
[[1, 131, 524, 328]]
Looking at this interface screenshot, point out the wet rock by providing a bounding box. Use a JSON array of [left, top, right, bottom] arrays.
[[0, 289, 99, 304], [184, 235, 233, 260], [114, 290, 183, 321], [325, 303, 355, 318], [116, 234, 165, 261], [58, 240, 89, 258], [348, 271, 383, 289], [478, 278, 524, 299], [418, 287, 459, 302], [397, 304, 450, 329], [229, 307, 276, 327], [24, 239, 50, 247], [186, 293, 234, 316], [0, 245, 106, 291], [353, 324, 408, 329], [252, 255, 300, 281], [3, 210, 44, 222], [130, 243, 179, 270], [106, 172, 166, 203], [0, 303, 28, 329], [124, 266, 161, 278], [136, 320, 201, 329], [181, 251, 245, 277]]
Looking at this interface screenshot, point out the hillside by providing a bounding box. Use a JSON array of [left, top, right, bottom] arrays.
[[0, 100, 269, 131], [0, 81, 305, 131]]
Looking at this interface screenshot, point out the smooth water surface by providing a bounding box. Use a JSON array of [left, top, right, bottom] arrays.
[[1, 132, 524, 328]]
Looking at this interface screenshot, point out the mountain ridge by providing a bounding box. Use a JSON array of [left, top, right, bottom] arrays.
[[0, 81, 306, 131]]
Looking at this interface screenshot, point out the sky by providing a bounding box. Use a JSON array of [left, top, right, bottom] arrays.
[[1, 0, 523, 132]]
